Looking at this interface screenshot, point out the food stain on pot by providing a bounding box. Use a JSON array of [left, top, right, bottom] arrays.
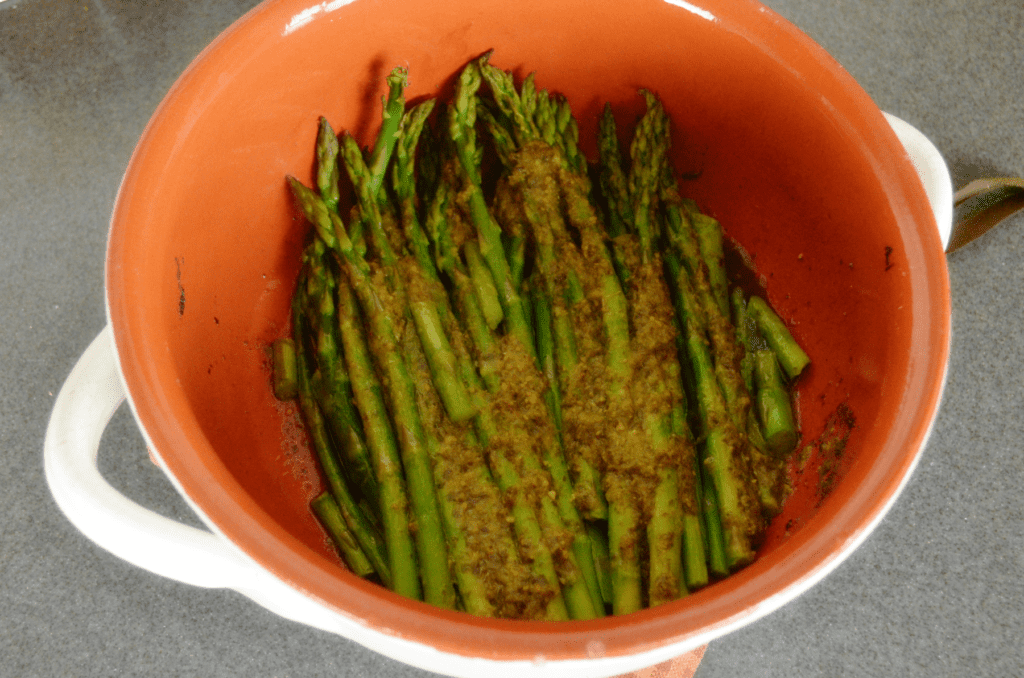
[[264, 343, 320, 496], [175, 256, 186, 316], [249, 276, 288, 343], [799, 402, 857, 504]]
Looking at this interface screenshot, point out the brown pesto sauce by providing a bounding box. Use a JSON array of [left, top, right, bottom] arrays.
[[486, 333, 576, 593], [624, 256, 698, 518], [399, 257, 554, 619], [508, 142, 698, 534]]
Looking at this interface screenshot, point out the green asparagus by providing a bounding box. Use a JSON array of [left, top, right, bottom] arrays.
[[272, 55, 813, 620]]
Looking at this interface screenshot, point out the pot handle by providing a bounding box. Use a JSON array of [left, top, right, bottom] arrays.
[[44, 325, 262, 588], [884, 112, 953, 250], [43, 326, 346, 632]]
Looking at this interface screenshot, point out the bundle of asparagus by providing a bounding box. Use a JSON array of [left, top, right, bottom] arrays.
[[272, 54, 810, 619]]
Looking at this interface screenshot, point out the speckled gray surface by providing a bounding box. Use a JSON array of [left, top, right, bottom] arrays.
[[2, 1, 1021, 676]]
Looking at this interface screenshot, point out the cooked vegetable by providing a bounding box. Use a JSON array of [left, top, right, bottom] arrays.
[[271, 337, 298, 400], [274, 55, 810, 618], [311, 492, 375, 580], [747, 295, 811, 380], [753, 349, 799, 457]]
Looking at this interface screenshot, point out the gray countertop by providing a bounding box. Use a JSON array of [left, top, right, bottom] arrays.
[[2, 0, 1021, 676]]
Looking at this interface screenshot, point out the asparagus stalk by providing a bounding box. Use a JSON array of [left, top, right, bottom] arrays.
[[746, 295, 810, 380], [315, 116, 342, 215], [337, 261, 457, 609], [423, 176, 503, 393], [665, 250, 759, 569], [686, 204, 729, 318], [397, 301, 538, 618], [531, 279, 604, 617], [664, 251, 729, 579], [288, 178, 456, 608], [344, 125, 477, 425], [334, 278, 422, 600], [272, 337, 298, 400], [604, 93, 703, 606], [481, 66, 613, 527], [292, 294, 392, 586], [647, 97, 766, 561], [448, 57, 535, 356], [435, 65, 608, 619], [400, 93, 597, 618], [662, 183, 751, 438], [373, 148, 512, 612], [587, 522, 613, 608], [462, 240, 504, 331], [367, 67, 409, 199], [647, 430, 684, 608], [420, 185, 579, 620], [391, 98, 438, 281], [699, 462, 731, 579], [478, 67, 622, 612], [335, 70, 407, 255], [753, 349, 799, 457], [303, 256, 380, 511], [465, 380, 575, 620], [311, 492, 375, 579], [730, 285, 789, 514], [597, 104, 637, 287]]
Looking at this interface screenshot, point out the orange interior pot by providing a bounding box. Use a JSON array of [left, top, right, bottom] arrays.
[[105, 0, 950, 666]]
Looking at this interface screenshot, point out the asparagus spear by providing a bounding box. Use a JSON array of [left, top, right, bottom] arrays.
[[391, 98, 438, 280], [272, 337, 298, 400], [685, 203, 729, 319], [367, 66, 409, 200], [311, 492, 375, 579], [730, 285, 790, 515], [339, 264, 458, 609], [292, 292, 391, 586], [598, 93, 708, 607], [280, 57, 814, 618], [642, 95, 766, 565], [397, 293, 542, 618], [339, 65, 407, 256], [531, 279, 605, 616], [664, 251, 730, 579], [315, 116, 342, 215], [597, 104, 637, 288], [423, 173, 503, 393], [753, 349, 799, 456], [447, 57, 534, 356], [481, 65, 613, 525], [462, 240, 504, 331], [288, 178, 456, 609], [392, 103, 580, 619], [334, 278, 421, 600], [420, 186, 578, 620], [665, 247, 760, 569], [479, 65, 623, 605], [437, 63, 605, 619], [746, 295, 810, 380], [303, 254, 380, 512], [347, 126, 476, 426]]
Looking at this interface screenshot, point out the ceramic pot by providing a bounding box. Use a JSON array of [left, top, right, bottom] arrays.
[[44, 0, 952, 675]]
